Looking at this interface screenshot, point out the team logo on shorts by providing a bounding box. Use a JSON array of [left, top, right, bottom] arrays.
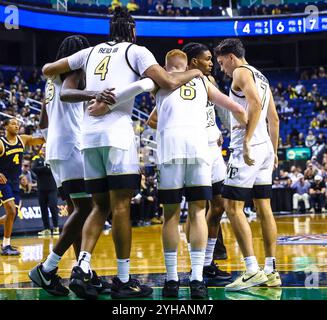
[[227, 164, 238, 179]]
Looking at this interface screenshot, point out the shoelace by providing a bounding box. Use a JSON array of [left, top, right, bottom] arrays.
[[127, 278, 141, 288]]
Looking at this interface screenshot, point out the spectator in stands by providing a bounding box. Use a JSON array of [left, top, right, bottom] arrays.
[[305, 130, 317, 148], [19, 174, 33, 194], [21, 159, 36, 185], [276, 82, 285, 96], [314, 101, 324, 112], [295, 81, 304, 96], [261, 6, 268, 15], [292, 173, 310, 213], [304, 161, 319, 182], [272, 177, 283, 189], [289, 166, 301, 183], [271, 5, 281, 15], [296, 132, 305, 147], [318, 66, 326, 78], [300, 70, 310, 80], [278, 169, 292, 188], [165, 0, 174, 16], [309, 175, 326, 213], [155, 1, 165, 15], [109, 0, 122, 13], [286, 84, 297, 99], [310, 117, 320, 129], [281, 4, 291, 14], [310, 83, 320, 100], [127, 0, 139, 12], [316, 133, 326, 145]]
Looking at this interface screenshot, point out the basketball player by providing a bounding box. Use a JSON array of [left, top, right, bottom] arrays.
[[150, 50, 246, 299], [0, 118, 45, 255], [215, 38, 281, 291], [39, 7, 203, 299], [182, 42, 231, 282], [29, 36, 111, 298]]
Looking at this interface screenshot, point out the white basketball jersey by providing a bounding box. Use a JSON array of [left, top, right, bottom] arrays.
[[68, 41, 157, 150], [156, 77, 210, 164], [45, 76, 83, 161], [229, 65, 270, 148], [206, 100, 221, 143]]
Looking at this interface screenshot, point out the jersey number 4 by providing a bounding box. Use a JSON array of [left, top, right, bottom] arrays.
[[94, 56, 111, 81], [13, 154, 19, 164]]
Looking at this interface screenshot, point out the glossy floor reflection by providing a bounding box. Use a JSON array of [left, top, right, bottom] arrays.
[[0, 213, 327, 300]]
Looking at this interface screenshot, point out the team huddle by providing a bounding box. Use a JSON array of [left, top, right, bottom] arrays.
[[0, 7, 281, 299]]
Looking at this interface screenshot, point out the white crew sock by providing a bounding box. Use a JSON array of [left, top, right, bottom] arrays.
[[117, 259, 130, 283], [190, 249, 205, 282], [244, 256, 259, 273], [42, 251, 62, 272], [78, 251, 91, 274], [264, 257, 276, 274], [164, 251, 178, 282], [204, 238, 217, 267], [3, 237, 10, 247]]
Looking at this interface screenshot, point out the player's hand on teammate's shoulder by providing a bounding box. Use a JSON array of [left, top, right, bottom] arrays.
[[243, 140, 255, 166], [217, 133, 224, 147], [87, 99, 110, 117], [192, 69, 204, 79], [95, 88, 116, 105], [0, 173, 7, 184]]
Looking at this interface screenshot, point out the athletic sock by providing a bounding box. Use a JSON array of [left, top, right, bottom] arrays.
[[117, 259, 130, 283], [3, 237, 10, 247], [264, 257, 276, 274], [204, 238, 217, 266], [244, 256, 259, 273], [77, 251, 91, 274], [164, 251, 178, 282], [190, 249, 205, 282], [42, 251, 62, 273]]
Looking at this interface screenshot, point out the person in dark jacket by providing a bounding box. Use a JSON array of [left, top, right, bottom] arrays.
[[32, 145, 59, 236]]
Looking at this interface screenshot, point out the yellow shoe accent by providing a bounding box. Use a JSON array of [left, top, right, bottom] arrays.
[[225, 269, 268, 292], [52, 227, 60, 235], [38, 229, 51, 236], [225, 287, 282, 300], [263, 271, 282, 287]]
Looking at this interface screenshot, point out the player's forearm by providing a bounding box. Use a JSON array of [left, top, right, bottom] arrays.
[[39, 101, 48, 129], [163, 70, 200, 90], [60, 89, 97, 103], [244, 102, 262, 142], [42, 58, 70, 78], [108, 78, 155, 111]]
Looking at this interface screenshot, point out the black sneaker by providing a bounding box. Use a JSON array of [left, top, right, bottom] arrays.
[[91, 270, 111, 294], [29, 263, 69, 296], [162, 280, 179, 298], [203, 261, 232, 280], [213, 252, 228, 260], [190, 280, 208, 299], [1, 245, 20, 256], [111, 276, 153, 299], [69, 266, 98, 300]]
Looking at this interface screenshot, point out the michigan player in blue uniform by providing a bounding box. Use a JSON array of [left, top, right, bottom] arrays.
[[0, 118, 45, 255]]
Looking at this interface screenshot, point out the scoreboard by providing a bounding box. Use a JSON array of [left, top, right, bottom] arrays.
[[0, 4, 326, 37]]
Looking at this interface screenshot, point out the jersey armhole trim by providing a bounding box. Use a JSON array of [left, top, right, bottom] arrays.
[[238, 65, 256, 83], [201, 77, 208, 95], [230, 88, 245, 98], [85, 46, 96, 72], [17, 135, 25, 149], [0, 139, 5, 157], [125, 44, 141, 77]]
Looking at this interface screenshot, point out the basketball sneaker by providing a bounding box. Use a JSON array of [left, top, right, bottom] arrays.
[[52, 227, 60, 235], [262, 270, 282, 287], [203, 261, 232, 280], [38, 229, 51, 236], [225, 269, 268, 291], [110, 276, 153, 299], [91, 270, 112, 294], [1, 245, 20, 256], [162, 280, 180, 298], [29, 263, 69, 296], [69, 266, 98, 300], [189, 280, 208, 299]]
